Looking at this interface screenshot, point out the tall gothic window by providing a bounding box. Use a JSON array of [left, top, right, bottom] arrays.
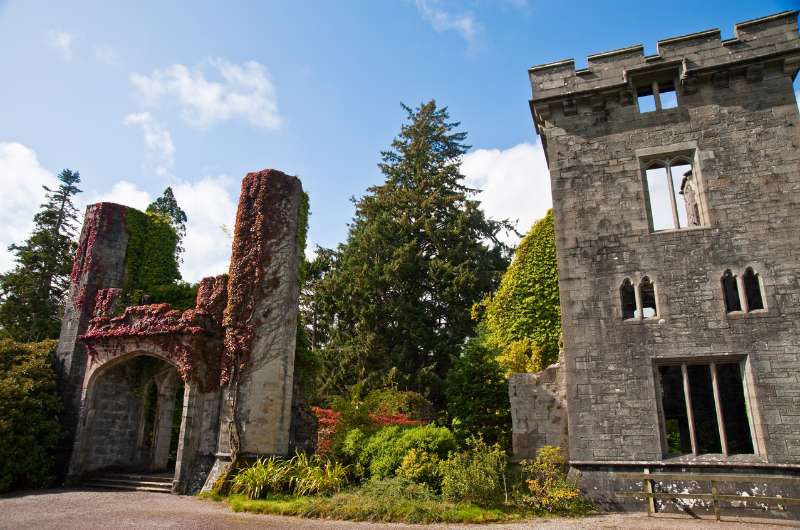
[[743, 267, 764, 311], [643, 155, 699, 231], [721, 270, 742, 313], [620, 278, 636, 320]]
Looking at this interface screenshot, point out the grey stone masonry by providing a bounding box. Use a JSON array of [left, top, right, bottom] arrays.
[[509, 364, 568, 460], [526, 10, 800, 510]]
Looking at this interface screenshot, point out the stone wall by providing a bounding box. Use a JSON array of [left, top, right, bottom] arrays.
[[509, 363, 568, 459], [526, 10, 800, 509]]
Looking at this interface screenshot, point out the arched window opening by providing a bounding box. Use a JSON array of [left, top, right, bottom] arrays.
[[620, 278, 636, 320], [721, 270, 741, 312], [743, 267, 764, 311], [640, 276, 657, 318], [642, 154, 702, 231]]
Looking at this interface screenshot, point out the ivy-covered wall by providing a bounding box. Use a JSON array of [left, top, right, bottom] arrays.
[[480, 210, 561, 374]]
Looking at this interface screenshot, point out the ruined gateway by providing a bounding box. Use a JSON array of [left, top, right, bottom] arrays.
[[511, 11, 800, 512], [55, 169, 306, 493]]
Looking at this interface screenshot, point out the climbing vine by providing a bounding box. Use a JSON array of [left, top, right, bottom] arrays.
[[479, 210, 561, 375]]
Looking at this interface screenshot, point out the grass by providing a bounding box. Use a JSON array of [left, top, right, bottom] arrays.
[[217, 491, 522, 524]]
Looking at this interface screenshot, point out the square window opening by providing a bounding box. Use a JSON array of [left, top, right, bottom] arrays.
[[643, 155, 702, 232]]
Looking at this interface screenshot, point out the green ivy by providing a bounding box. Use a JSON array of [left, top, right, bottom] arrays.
[[123, 210, 193, 309], [294, 192, 320, 391], [480, 210, 561, 375]]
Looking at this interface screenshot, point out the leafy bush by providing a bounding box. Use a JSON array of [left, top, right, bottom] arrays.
[[290, 452, 349, 496], [520, 446, 590, 513], [396, 448, 443, 490], [362, 424, 456, 481], [440, 437, 507, 506], [445, 337, 510, 447], [0, 339, 61, 492], [231, 457, 291, 499], [359, 476, 437, 502]]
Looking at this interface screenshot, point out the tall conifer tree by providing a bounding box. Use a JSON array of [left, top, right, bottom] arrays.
[[314, 101, 512, 407], [0, 169, 82, 341], [146, 187, 187, 265]]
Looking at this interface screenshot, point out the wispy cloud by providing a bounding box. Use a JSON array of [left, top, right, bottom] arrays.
[[44, 30, 74, 60], [123, 112, 175, 178], [130, 59, 281, 129], [415, 0, 480, 45], [461, 141, 552, 244]]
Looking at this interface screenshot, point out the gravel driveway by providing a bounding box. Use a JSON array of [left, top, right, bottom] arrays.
[[0, 488, 796, 529]]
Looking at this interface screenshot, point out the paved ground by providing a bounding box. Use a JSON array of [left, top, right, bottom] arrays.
[[0, 489, 797, 529]]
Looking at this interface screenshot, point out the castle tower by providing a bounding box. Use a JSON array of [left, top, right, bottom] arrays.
[[522, 11, 800, 508]]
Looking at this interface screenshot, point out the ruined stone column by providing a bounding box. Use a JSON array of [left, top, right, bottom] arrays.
[[55, 203, 131, 477], [204, 169, 303, 489]]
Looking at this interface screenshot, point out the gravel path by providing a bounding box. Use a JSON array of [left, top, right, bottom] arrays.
[[0, 489, 796, 529]]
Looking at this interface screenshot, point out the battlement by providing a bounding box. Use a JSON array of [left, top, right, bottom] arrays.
[[529, 10, 800, 102]]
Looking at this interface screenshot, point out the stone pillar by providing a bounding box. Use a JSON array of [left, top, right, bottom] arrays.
[[203, 169, 303, 490], [55, 203, 131, 477]]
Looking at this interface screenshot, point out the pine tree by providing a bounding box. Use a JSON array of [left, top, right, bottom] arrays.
[[314, 101, 512, 407], [0, 169, 82, 341], [146, 187, 187, 264]]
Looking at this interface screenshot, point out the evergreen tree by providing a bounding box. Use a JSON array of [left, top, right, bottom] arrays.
[[146, 187, 187, 264], [314, 101, 512, 407], [0, 169, 82, 341]]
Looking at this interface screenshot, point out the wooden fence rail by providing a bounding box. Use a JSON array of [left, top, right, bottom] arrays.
[[614, 471, 800, 521]]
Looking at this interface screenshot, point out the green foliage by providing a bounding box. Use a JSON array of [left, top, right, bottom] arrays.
[[359, 476, 437, 502], [231, 453, 348, 499], [481, 210, 561, 375], [396, 448, 443, 490], [123, 209, 183, 305], [440, 436, 507, 506], [362, 388, 433, 419], [311, 101, 512, 407], [0, 169, 81, 341], [146, 187, 187, 265], [0, 339, 62, 492], [347, 424, 457, 482], [520, 445, 591, 513], [445, 336, 510, 447]]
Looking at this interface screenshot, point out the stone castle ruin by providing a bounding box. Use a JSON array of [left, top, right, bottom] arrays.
[[55, 169, 305, 493], [513, 10, 800, 511]]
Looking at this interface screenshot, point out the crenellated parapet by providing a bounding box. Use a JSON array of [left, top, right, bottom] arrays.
[[529, 11, 800, 132]]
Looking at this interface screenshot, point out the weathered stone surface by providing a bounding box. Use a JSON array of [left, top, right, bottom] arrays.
[[524, 11, 800, 512], [509, 363, 568, 459]]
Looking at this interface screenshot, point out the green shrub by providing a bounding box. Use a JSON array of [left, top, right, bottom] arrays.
[[520, 445, 590, 513], [0, 339, 61, 492], [290, 452, 349, 496], [440, 436, 507, 506], [339, 428, 369, 479], [359, 476, 437, 502], [231, 457, 291, 499], [396, 448, 443, 491], [362, 424, 456, 481], [362, 388, 433, 420]]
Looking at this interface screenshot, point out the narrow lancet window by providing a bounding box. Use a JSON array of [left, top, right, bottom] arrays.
[[743, 267, 764, 310], [640, 276, 657, 318], [722, 270, 741, 312], [620, 278, 636, 320]]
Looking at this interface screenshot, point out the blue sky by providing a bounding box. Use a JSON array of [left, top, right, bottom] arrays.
[[1, 0, 796, 281]]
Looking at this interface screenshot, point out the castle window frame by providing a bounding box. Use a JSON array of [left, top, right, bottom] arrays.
[[636, 79, 679, 113], [721, 267, 767, 316], [620, 276, 659, 321], [641, 152, 704, 232], [655, 358, 757, 459]]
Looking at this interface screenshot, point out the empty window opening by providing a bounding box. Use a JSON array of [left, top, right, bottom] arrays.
[[620, 278, 636, 320], [643, 156, 699, 231], [637, 85, 657, 113], [639, 276, 657, 318], [657, 361, 754, 457], [722, 270, 742, 312], [743, 267, 764, 311], [636, 80, 679, 113], [659, 81, 678, 109]]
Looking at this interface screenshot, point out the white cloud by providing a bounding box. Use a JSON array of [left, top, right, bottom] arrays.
[[461, 141, 552, 245], [45, 30, 74, 60], [124, 112, 175, 178], [172, 177, 237, 282], [81, 180, 152, 211], [130, 59, 281, 129], [0, 143, 60, 272], [415, 0, 480, 45]]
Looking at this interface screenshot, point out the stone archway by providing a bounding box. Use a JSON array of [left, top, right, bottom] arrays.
[[70, 352, 192, 489]]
